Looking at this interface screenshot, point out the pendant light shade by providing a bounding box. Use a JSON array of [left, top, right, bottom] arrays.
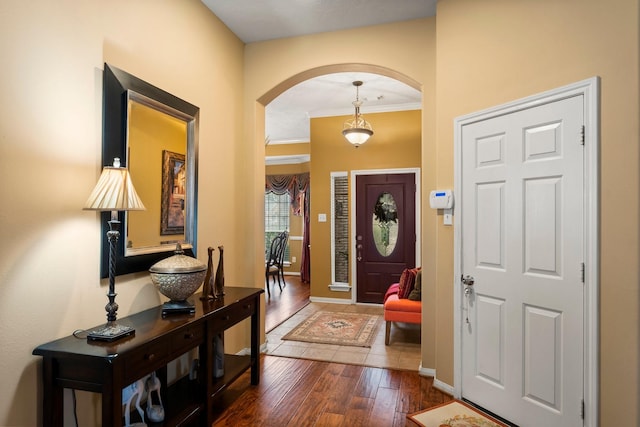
[[342, 81, 373, 147]]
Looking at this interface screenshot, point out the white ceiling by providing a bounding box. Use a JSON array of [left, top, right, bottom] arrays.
[[201, 0, 437, 44], [265, 72, 423, 144], [201, 0, 436, 144]]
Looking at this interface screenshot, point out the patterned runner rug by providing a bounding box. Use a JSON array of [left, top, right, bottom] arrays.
[[408, 400, 509, 427], [282, 310, 380, 347]]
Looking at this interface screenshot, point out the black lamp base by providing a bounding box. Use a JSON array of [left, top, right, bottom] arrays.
[[87, 322, 135, 342]]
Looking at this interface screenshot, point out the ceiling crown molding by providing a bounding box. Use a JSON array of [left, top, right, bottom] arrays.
[[265, 154, 311, 166]]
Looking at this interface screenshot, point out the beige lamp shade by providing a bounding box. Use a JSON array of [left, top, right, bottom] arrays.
[[84, 158, 145, 211]]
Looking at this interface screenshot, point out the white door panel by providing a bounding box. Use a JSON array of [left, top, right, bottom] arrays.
[[461, 95, 584, 427], [475, 294, 505, 386], [523, 305, 562, 410], [476, 182, 505, 268]]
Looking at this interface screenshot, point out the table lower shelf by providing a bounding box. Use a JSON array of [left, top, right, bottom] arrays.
[[125, 353, 255, 426], [126, 375, 201, 427], [210, 354, 253, 398]]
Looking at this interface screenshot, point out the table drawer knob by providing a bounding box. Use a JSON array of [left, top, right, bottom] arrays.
[[184, 333, 194, 339], [145, 353, 155, 361]]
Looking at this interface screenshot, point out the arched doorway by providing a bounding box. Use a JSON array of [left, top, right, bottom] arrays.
[[259, 64, 423, 326]]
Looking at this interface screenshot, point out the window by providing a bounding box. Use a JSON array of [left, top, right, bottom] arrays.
[[331, 172, 349, 287], [264, 191, 290, 261]]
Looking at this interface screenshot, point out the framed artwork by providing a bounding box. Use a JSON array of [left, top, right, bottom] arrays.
[[161, 150, 186, 235]]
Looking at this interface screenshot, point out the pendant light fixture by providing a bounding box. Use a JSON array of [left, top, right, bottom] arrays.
[[342, 80, 373, 147]]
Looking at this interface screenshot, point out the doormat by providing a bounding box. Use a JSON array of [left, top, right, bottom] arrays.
[[408, 400, 508, 427], [282, 310, 380, 347]]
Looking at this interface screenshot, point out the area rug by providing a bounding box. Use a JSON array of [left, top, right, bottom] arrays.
[[408, 400, 508, 427], [282, 310, 380, 347]]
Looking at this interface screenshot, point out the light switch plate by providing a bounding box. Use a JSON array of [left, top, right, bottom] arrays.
[[444, 209, 453, 226], [318, 213, 327, 222]]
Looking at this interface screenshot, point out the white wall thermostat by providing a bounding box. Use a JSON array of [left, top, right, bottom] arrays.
[[429, 190, 454, 209]]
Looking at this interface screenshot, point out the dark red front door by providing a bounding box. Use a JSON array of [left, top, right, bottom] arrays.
[[356, 173, 416, 304]]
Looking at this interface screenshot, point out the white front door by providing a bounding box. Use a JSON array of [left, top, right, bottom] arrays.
[[460, 95, 584, 426]]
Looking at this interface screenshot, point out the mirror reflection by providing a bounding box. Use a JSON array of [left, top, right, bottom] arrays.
[[126, 98, 188, 254]]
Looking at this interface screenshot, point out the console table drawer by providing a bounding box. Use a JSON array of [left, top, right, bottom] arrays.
[[125, 340, 169, 378], [209, 301, 255, 331], [171, 324, 204, 354]]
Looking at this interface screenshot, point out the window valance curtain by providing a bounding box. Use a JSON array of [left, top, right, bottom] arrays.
[[265, 173, 309, 216]]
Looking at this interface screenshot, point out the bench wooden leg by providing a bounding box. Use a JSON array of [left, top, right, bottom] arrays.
[[385, 321, 391, 345]]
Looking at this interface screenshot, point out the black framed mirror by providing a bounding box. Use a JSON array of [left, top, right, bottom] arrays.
[[100, 63, 199, 278]]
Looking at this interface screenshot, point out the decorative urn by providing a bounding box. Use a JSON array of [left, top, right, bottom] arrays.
[[149, 243, 206, 303]]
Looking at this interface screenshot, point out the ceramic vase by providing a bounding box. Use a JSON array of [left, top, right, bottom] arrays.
[[200, 247, 215, 300], [214, 245, 225, 298]]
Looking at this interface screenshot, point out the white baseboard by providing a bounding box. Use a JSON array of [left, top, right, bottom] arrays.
[[237, 342, 269, 356], [355, 302, 383, 307], [418, 364, 436, 377], [309, 296, 353, 304], [434, 377, 455, 396]]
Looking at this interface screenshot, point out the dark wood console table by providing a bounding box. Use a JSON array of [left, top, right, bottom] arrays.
[[33, 287, 263, 427]]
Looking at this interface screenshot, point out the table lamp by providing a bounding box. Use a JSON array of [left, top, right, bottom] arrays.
[[83, 157, 146, 341]]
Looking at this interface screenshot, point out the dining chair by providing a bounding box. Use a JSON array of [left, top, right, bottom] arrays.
[[265, 231, 288, 298]]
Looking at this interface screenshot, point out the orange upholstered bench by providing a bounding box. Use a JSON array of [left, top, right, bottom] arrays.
[[383, 283, 422, 345]]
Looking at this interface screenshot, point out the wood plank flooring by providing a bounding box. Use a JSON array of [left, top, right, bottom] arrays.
[[212, 355, 453, 426], [250, 275, 452, 426], [265, 275, 310, 332]]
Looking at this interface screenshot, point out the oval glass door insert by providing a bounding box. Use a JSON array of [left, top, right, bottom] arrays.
[[372, 192, 399, 256]]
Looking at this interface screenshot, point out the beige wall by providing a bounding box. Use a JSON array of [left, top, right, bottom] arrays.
[[244, 18, 438, 373], [244, 20, 437, 307], [309, 110, 422, 299], [1, 0, 637, 425], [0, 0, 246, 425], [266, 110, 422, 294], [246, 1, 639, 425], [434, 0, 639, 424]]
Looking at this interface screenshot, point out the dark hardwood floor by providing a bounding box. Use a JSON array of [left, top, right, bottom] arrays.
[[247, 275, 452, 426], [212, 354, 452, 426], [265, 275, 310, 332]]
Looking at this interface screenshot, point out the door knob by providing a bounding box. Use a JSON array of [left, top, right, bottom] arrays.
[[461, 275, 475, 286], [461, 274, 475, 325]]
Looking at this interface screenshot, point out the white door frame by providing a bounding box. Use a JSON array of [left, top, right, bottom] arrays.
[[452, 78, 599, 426], [350, 167, 421, 304]]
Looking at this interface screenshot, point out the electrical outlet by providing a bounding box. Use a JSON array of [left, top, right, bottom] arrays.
[[291, 256, 297, 263]]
